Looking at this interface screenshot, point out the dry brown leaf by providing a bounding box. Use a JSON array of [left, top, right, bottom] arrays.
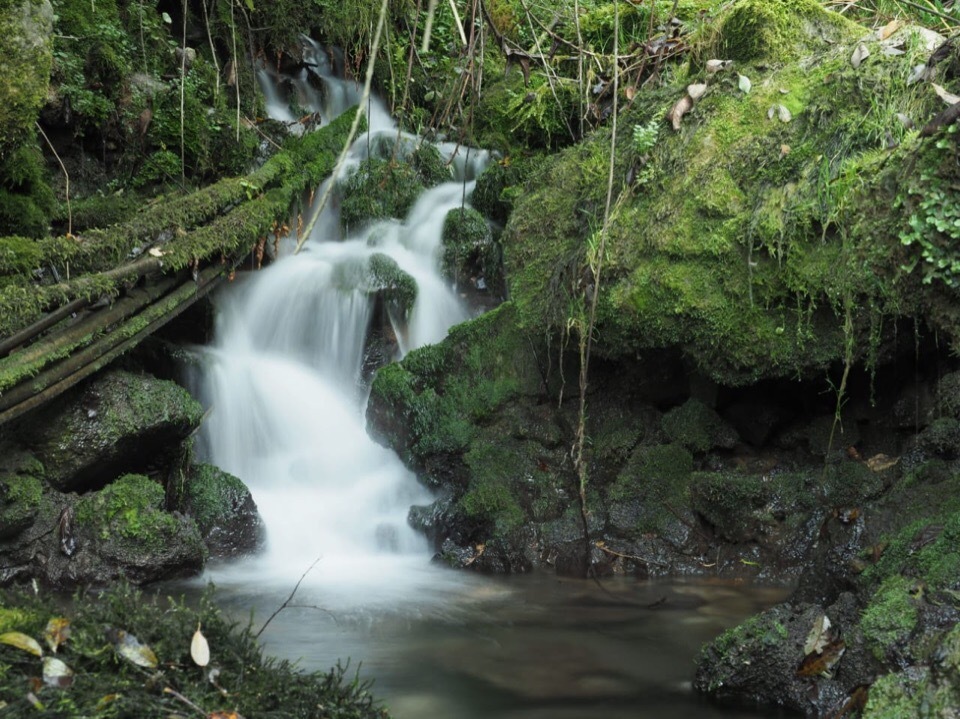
[[797, 639, 846, 678], [878, 19, 901, 41], [667, 94, 694, 131], [866, 454, 900, 472], [851, 43, 870, 69]]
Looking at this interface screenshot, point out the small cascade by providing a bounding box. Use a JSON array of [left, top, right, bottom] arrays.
[[197, 41, 490, 607]]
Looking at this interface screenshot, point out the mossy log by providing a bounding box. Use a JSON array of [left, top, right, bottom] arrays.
[[0, 110, 359, 426]]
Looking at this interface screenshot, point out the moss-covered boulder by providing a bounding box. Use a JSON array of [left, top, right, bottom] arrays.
[[69, 473, 205, 585], [662, 399, 738, 453], [22, 369, 204, 492], [339, 158, 425, 231], [440, 207, 500, 291], [178, 463, 263, 558], [501, 0, 950, 385], [365, 252, 418, 320], [0, 450, 44, 539]]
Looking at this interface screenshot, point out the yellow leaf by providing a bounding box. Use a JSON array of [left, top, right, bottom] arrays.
[[191, 626, 210, 668], [44, 618, 71, 654], [0, 631, 43, 657], [878, 19, 900, 41]]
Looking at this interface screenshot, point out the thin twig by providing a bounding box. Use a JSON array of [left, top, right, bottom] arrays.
[[294, 0, 390, 254], [255, 555, 323, 638], [180, 0, 188, 182], [36, 123, 71, 237]]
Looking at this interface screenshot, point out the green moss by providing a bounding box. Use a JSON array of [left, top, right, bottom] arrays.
[[411, 143, 452, 187], [0, 583, 388, 717], [861, 575, 919, 660], [441, 207, 495, 284], [181, 463, 249, 530], [713, 0, 856, 63], [662, 399, 737, 453], [461, 440, 527, 534], [0, 450, 45, 539], [864, 670, 930, 719], [340, 158, 424, 231], [920, 418, 960, 459], [471, 158, 535, 226], [75, 474, 168, 541], [0, 0, 53, 154], [609, 443, 694, 532], [366, 253, 418, 320]]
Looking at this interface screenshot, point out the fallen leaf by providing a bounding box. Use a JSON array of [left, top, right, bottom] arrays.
[[866, 454, 900, 472], [625, 85, 636, 101], [851, 43, 870, 69], [882, 44, 905, 57], [706, 59, 730, 74], [878, 19, 901, 41], [778, 105, 792, 123], [779, 88, 790, 94], [207, 712, 246, 719], [687, 83, 707, 101], [44, 618, 71, 654], [738, 74, 752, 94], [0, 632, 43, 657], [112, 630, 158, 669], [780, 144, 791, 159], [896, 113, 916, 129], [767, 106, 776, 121], [803, 614, 833, 655], [933, 83, 960, 106], [667, 94, 694, 131], [191, 626, 210, 668], [797, 639, 846, 678], [42, 657, 74, 689], [908, 63, 930, 85], [148, 247, 165, 258]]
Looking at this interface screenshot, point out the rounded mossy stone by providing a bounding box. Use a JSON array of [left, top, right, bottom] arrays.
[[410, 143, 452, 187], [339, 158, 425, 230], [0, 451, 45, 539], [0, 0, 53, 153], [25, 369, 204, 493], [366, 252, 418, 319], [471, 159, 532, 225], [180, 463, 262, 557], [822, 457, 887, 506], [75, 473, 205, 581], [608, 443, 694, 535], [714, 0, 857, 63], [662, 399, 738, 453], [440, 207, 496, 284], [919, 418, 960, 459]]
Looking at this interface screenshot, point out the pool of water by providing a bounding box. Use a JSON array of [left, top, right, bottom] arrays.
[[199, 571, 791, 719]]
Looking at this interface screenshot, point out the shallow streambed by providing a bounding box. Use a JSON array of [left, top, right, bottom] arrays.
[[192, 571, 790, 719]]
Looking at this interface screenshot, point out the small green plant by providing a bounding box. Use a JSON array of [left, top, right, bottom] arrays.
[[632, 119, 659, 155]]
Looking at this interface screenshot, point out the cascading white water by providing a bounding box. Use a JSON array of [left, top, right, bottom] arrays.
[[198, 40, 490, 608]]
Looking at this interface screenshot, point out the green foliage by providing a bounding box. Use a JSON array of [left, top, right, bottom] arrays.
[[899, 126, 960, 289], [632, 119, 659, 155], [0, 584, 388, 718], [0, 0, 53, 154], [0, 143, 55, 238]]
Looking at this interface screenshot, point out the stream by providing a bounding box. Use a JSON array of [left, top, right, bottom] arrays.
[[187, 41, 790, 719]]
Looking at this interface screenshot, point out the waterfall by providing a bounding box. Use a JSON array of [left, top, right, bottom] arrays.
[[198, 41, 489, 607]]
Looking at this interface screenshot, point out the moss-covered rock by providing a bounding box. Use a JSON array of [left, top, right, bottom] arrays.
[[662, 398, 738, 453], [366, 252, 418, 320], [500, 0, 944, 385], [607, 443, 694, 535], [440, 206, 499, 288], [0, 450, 44, 539], [178, 463, 263, 558], [72, 473, 205, 583], [340, 158, 425, 231], [22, 369, 203, 492]]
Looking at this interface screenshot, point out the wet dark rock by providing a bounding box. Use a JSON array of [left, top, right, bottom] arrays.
[[918, 417, 960, 459], [178, 463, 263, 558], [0, 449, 44, 540], [20, 369, 203, 493], [694, 593, 880, 715], [0, 474, 205, 589]]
